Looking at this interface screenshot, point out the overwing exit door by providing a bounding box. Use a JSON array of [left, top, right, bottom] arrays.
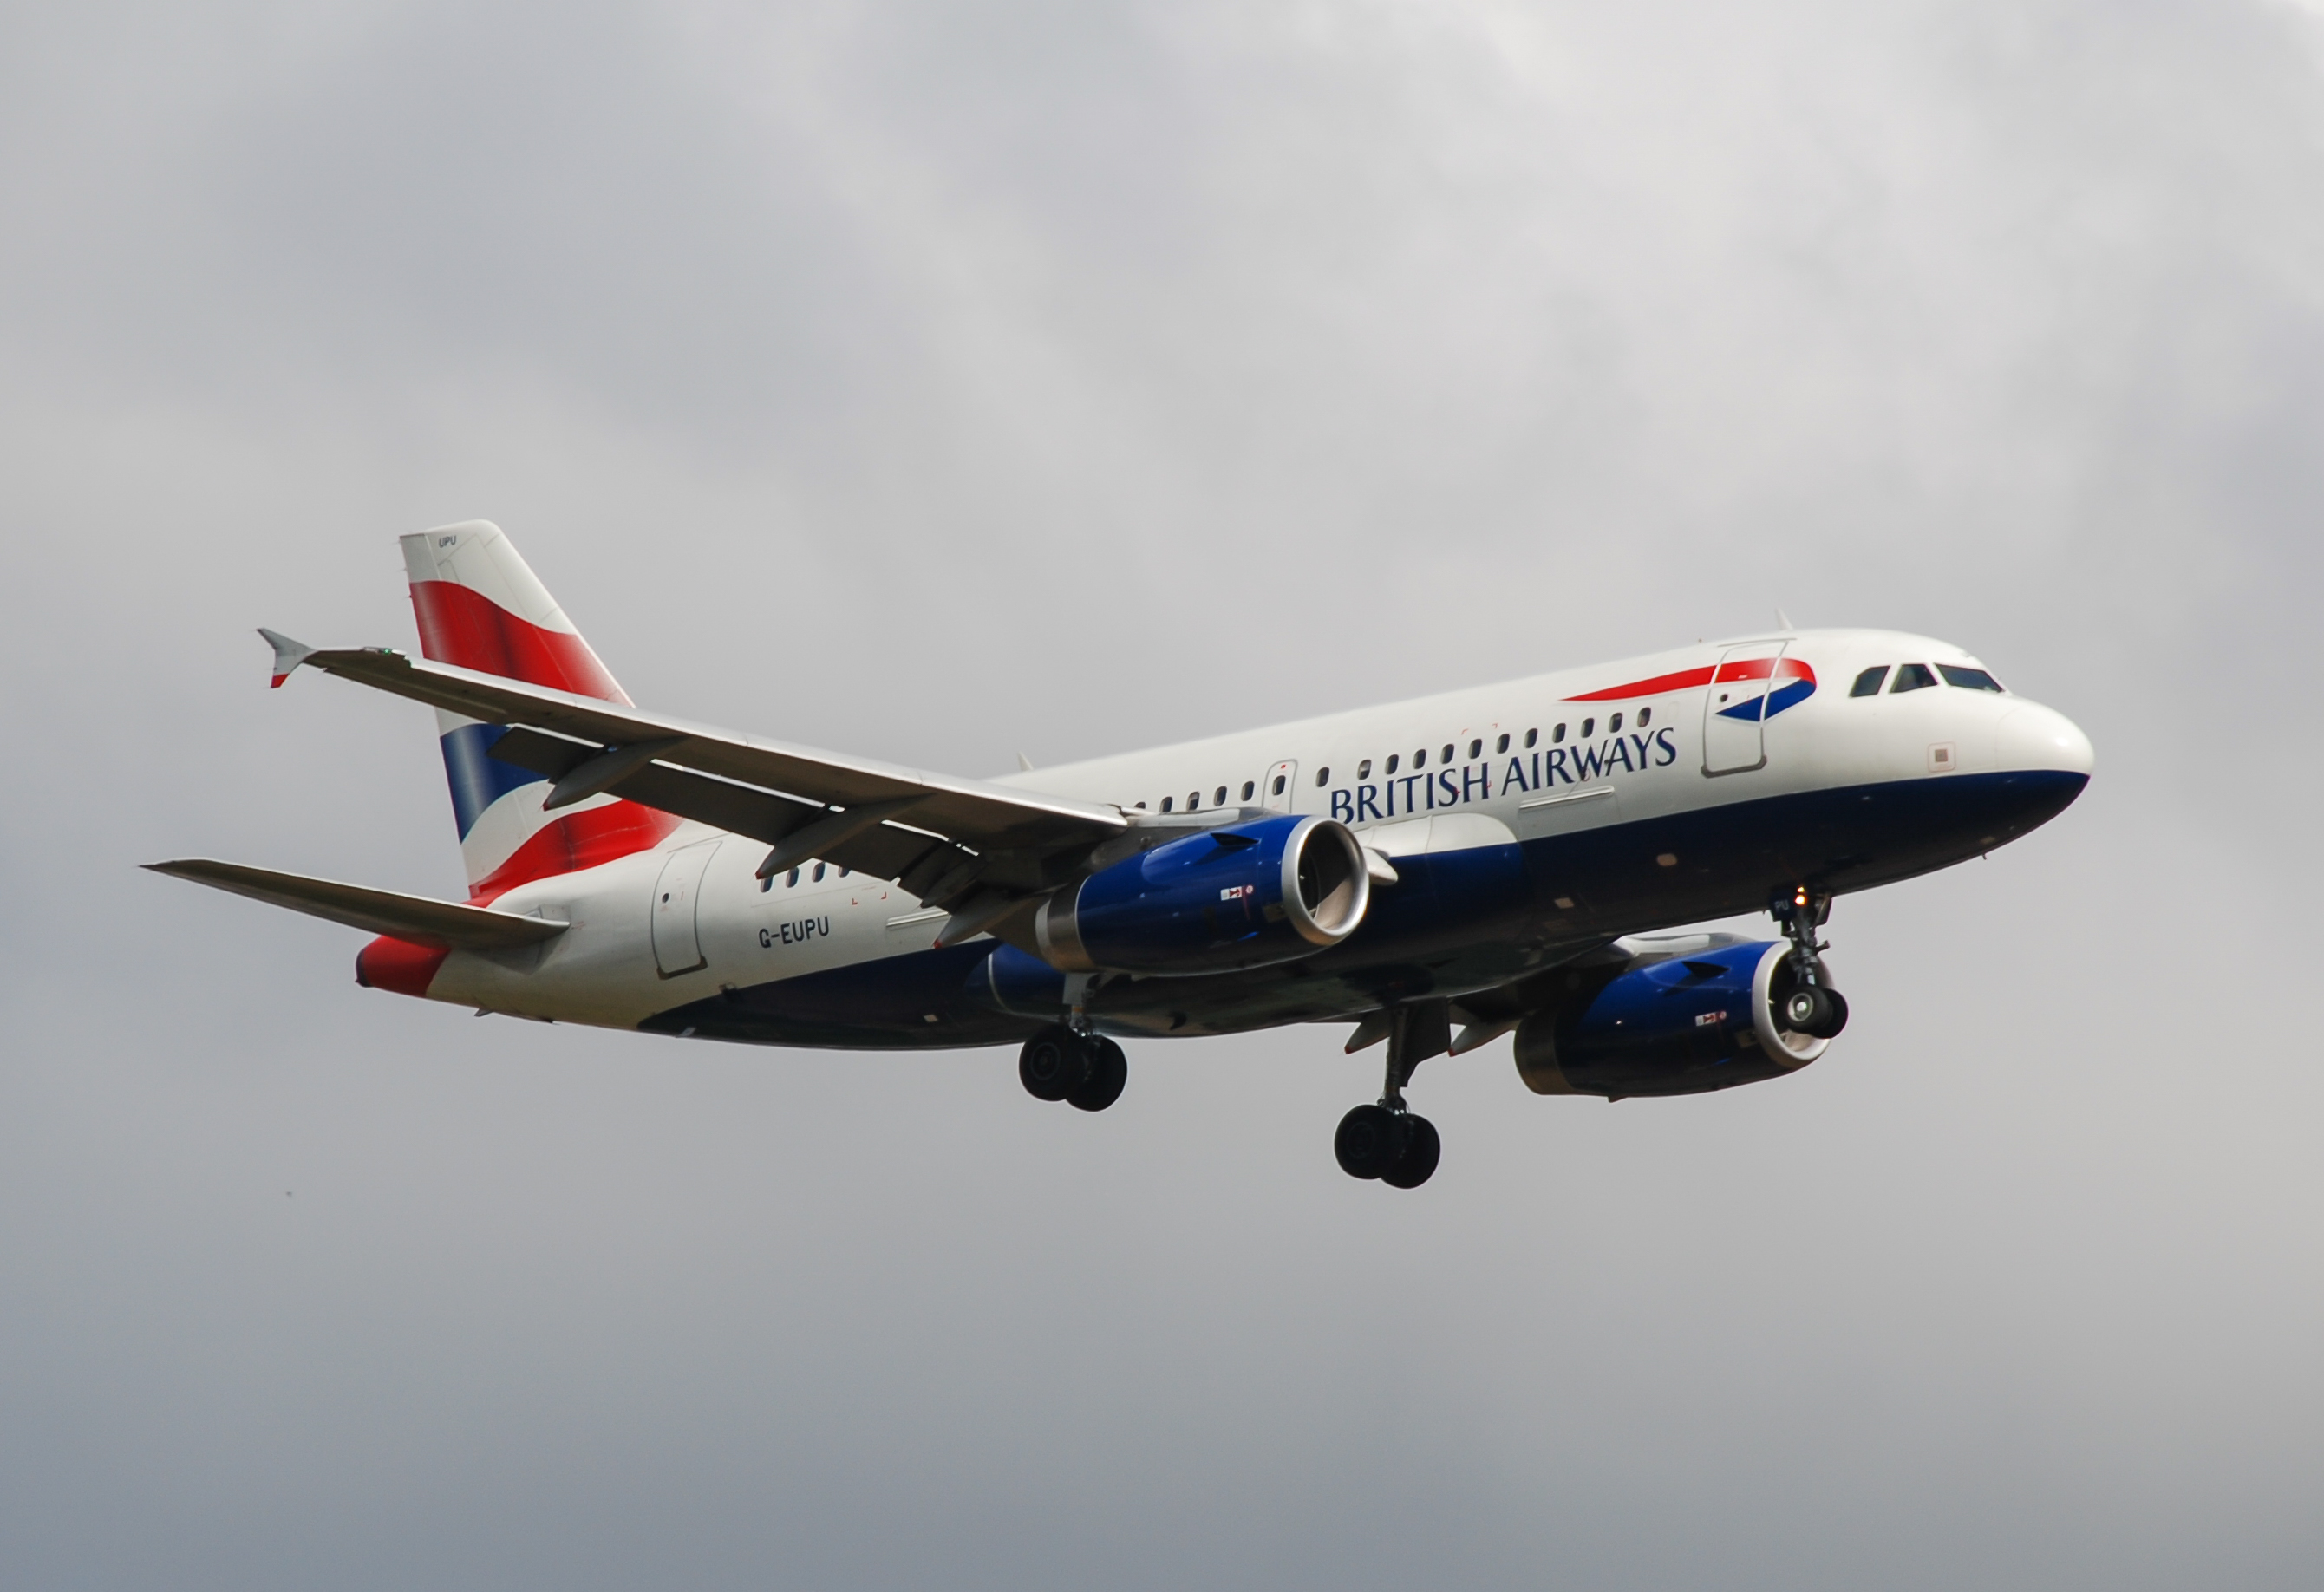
[[1701, 642, 1792, 776], [1260, 760, 1297, 812]]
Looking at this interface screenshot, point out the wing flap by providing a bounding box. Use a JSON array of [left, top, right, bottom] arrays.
[[146, 859, 568, 951]]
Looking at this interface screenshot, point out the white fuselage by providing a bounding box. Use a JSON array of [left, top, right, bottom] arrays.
[[421, 628, 2092, 1041]]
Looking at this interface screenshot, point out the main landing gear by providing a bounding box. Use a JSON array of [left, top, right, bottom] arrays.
[[1018, 1024, 1128, 1112], [1335, 1003, 1446, 1189], [1771, 884, 1851, 1040]]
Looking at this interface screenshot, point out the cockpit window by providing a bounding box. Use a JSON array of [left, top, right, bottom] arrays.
[[1891, 663, 1937, 694], [1938, 664, 2005, 693], [1851, 666, 1890, 697]]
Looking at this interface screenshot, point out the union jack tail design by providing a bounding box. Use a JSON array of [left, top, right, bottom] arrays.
[[400, 522, 680, 901]]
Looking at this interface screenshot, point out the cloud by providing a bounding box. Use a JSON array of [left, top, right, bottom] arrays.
[[1, 3, 2319, 1588]]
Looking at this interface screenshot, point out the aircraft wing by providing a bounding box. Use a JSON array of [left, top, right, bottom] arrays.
[[265, 635, 1128, 905], [145, 859, 568, 951]]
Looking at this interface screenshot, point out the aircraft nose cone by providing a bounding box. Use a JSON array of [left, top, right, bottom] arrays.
[[1996, 701, 2094, 778]]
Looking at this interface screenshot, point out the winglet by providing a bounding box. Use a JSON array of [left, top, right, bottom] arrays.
[[258, 628, 316, 688]]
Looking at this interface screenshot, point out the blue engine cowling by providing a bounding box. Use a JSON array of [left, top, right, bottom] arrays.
[[1513, 940, 1831, 1099], [1029, 812, 1371, 975]]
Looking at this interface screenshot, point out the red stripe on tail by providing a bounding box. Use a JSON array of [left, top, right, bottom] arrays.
[[409, 580, 630, 703], [466, 804, 683, 904]]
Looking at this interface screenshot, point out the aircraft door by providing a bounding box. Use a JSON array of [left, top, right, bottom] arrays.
[[1701, 642, 1792, 776], [1260, 760, 1297, 812], [650, 839, 721, 977]]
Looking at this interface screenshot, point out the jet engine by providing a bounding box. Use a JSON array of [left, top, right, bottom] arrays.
[[1514, 939, 1834, 1099], [1031, 812, 1370, 975]]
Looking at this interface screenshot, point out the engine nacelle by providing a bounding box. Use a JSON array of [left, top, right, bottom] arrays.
[[1514, 940, 1830, 1099], [1033, 813, 1370, 975]]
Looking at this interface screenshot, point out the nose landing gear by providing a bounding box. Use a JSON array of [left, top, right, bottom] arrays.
[[1771, 885, 1849, 1040], [1335, 1002, 1447, 1189], [1019, 1024, 1127, 1112]]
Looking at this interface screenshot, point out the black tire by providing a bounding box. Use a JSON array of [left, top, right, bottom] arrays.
[[1820, 989, 1850, 1038], [1018, 1026, 1080, 1102], [1381, 1114, 1440, 1189], [1067, 1036, 1127, 1112], [1335, 1104, 1400, 1180], [1781, 985, 1837, 1037]]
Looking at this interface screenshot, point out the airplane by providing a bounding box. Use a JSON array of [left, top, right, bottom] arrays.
[[152, 521, 2094, 1189]]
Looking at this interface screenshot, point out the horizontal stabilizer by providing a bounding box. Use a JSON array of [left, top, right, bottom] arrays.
[[145, 859, 568, 951]]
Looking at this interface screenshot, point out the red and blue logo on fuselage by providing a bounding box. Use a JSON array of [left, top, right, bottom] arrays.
[[1564, 656, 1818, 720]]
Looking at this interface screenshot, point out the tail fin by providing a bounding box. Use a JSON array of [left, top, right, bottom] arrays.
[[401, 522, 679, 900]]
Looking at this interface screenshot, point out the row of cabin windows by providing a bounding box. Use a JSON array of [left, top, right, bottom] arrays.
[[1148, 780, 1260, 813], [763, 670, 1980, 877], [1849, 663, 2006, 698], [761, 863, 851, 892], [1138, 706, 1660, 810]]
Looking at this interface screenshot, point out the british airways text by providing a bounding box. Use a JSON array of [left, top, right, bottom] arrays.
[[1328, 727, 1679, 823]]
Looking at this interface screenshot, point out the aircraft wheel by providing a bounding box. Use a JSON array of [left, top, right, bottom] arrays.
[[1820, 989, 1850, 1038], [1067, 1036, 1127, 1112], [1380, 1114, 1440, 1189], [1019, 1026, 1080, 1102], [1335, 1104, 1400, 1179], [1781, 985, 1843, 1039]]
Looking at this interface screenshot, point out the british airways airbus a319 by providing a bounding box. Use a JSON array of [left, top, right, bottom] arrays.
[[154, 523, 2093, 1188]]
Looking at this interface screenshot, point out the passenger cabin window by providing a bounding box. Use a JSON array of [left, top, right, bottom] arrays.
[[1851, 666, 1890, 697], [1161, 796, 1174, 812], [1440, 743, 1454, 764], [1466, 739, 1481, 760], [1187, 792, 1200, 811], [787, 868, 800, 888], [813, 863, 826, 882], [1413, 748, 1427, 768], [1579, 718, 1595, 738], [1241, 781, 1255, 800], [1316, 767, 1330, 786], [1609, 712, 1624, 734], [1553, 723, 1567, 743], [1891, 663, 1937, 694], [1524, 728, 1537, 748], [1386, 754, 1400, 774], [1638, 707, 1652, 727], [1215, 786, 1228, 806], [1357, 760, 1372, 780], [1938, 665, 2005, 693], [1496, 734, 1510, 754]]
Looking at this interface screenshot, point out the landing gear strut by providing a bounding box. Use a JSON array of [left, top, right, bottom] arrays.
[[1770, 884, 1849, 1040], [1019, 1024, 1127, 1112], [1335, 1002, 1445, 1189]]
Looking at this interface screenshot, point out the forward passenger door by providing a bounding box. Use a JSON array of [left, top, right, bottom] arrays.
[[1701, 642, 1792, 776]]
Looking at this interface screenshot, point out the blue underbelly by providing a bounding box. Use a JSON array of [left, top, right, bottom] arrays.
[[638, 769, 2087, 1049]]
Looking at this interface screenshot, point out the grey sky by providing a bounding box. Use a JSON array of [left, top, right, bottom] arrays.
[[3, 3, 2321, 1588]]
